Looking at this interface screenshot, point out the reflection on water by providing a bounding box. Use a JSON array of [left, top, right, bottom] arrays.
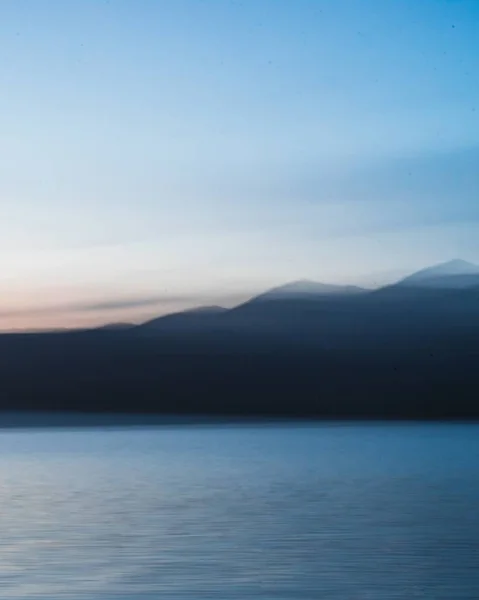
[[0, 423, 478, 599]]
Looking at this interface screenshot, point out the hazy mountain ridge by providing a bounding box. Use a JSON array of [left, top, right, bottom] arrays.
[[136, 305, 228, 333], [1, 259, 479, 419], [247, 279, 367, 302], [398, 259, 479, 284], [136, 259, 479, 337]]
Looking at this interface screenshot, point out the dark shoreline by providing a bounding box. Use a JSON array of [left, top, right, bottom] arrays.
[[0, 412, 478, 431]]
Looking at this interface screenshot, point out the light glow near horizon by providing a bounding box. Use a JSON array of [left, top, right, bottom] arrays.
[[0, 0, 478, 329]]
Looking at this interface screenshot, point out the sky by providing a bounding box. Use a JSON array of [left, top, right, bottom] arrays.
[[0, 0, 478, 329]]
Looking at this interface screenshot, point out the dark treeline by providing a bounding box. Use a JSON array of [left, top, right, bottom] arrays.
[[0, 323, 478, 419]]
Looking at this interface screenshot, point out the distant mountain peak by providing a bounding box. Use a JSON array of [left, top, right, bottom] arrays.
[[435, 258, 479, 271], [270, 279, 337, 293], [249, 279, 365, 303], [398, 259, 479, 288]]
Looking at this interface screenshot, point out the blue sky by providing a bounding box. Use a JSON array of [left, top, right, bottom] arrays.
[[0, 0, 478, 328]]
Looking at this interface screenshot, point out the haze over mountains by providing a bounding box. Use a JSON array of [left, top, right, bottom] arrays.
[[1, 259, 478, 420]]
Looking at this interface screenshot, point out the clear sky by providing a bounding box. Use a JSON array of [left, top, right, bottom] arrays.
[[0, 0, 478, 329]]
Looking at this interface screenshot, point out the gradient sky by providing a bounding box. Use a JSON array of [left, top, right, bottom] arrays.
[[0, 0, 478, 329]]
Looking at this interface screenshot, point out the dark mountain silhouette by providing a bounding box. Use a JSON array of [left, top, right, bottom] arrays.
[[1, 260, 479, 420], [138, 305, 227, 333], [248, 279, 366, 302], [137, 281, 367, 339]]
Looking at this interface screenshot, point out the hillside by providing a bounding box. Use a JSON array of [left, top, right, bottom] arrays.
[[1, 260, 479, 419]]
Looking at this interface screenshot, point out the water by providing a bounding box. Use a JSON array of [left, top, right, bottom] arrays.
[[0, 422, 478, 599]]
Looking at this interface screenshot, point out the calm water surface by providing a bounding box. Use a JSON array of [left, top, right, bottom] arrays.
[[0, 422, 478, 599]]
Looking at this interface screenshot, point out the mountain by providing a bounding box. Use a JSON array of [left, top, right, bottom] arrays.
[[396, 259, 479, 289], [136, 281, 365, 336], [247, 279, 366, 302], [138, 305, 227, 332], [135, 264, 479, 343], [213, 280, 366, 338], [0, 260, 479, 419]]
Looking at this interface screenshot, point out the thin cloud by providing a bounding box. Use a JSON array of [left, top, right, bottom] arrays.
[[0, 294, 200, 318], [77, 295, 200, 312], [0, 291, 248, 319]]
